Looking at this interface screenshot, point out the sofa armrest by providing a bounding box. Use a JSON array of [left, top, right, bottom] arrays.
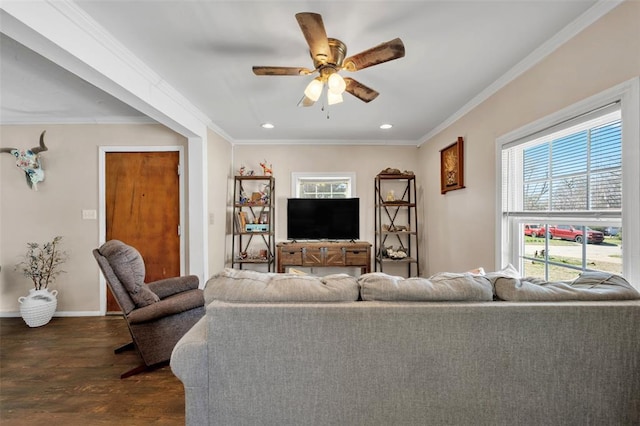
[[148, 275, 200, 299], [127, 289, 204, 324], [171, 316, 208, 385], [171, 317, 209, 426]]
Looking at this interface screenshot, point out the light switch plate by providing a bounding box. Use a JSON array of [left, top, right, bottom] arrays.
[[82, 209, 97, 220]]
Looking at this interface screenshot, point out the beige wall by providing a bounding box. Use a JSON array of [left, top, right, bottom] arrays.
[[0, 124, 190, 314], [418, 1, 640, 275], [206, 128, 233, 275], [232, 144, 420, 276]]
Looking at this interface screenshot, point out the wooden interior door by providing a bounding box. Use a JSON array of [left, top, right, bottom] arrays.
[[105, 151, 180, 312]]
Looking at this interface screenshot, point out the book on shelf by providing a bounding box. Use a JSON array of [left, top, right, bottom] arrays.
[[235, 211, 247, 232]]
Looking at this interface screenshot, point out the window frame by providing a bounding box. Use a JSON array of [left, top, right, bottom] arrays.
[[290, 171, 357, 198], [495, 78, 640, 286]]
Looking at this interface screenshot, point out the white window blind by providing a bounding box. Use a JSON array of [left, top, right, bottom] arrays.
[[502, 106, 621, 220]]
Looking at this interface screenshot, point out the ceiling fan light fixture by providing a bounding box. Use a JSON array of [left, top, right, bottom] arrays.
[[304, 78, 323, 102], [327, 91, 343, 105], [327, 72, 346, 94]]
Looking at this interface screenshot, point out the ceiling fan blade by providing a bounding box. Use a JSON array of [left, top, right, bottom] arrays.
[[344, 77, 379, 103], [297, 95, 316, 107], [343, 38, 405, 72], [253, 66, 313, 76], [295, 12, 331, 65]]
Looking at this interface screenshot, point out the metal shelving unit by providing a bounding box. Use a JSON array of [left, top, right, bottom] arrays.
[[232, 175, 275, 271], [374, 173, 419, 277]]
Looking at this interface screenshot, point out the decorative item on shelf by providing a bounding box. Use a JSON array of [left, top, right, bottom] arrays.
[[250, 192, 264, 204], [440, 136, 465, 194], [246, 223, 269, 232], [386, 190, 395, 202], [259, 160, 273, 176], [378, 167, 414, 177], [238, 165, 246, 176], [383, 224, 409, 232], [260, 183, 271, 204], [379, 167, 402, 175], [384, 246, 407, 260], [15, 236, 67, 327], [1, 130, 48, 190], [239, 189, 249, 204]]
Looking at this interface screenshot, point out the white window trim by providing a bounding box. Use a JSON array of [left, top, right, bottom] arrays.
[[495, 77, 640, 285], [290, 172, 357, 198]]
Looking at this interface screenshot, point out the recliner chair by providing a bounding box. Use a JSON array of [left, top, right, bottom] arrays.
[[93, 239, 205, 378]]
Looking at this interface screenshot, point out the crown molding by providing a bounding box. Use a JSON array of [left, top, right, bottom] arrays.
[[231, 138, 419, 146], [0, 116, 156, 125]]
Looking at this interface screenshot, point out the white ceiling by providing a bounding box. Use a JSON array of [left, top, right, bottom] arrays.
[[0, 1, 602, 145]]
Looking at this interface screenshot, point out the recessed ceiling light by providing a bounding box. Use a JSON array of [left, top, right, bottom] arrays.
[[380, 123, 393, 130], [261, 123, 275, 129]]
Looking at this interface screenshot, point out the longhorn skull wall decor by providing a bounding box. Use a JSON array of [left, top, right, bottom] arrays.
[[1, 130, 48, 190]]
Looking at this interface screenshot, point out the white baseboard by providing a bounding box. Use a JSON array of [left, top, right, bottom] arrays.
[[0, 311, 103, 318]]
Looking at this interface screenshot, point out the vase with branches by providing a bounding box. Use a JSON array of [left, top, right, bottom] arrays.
[[16, 236, 67, 327], [17, 236, 67, 290]]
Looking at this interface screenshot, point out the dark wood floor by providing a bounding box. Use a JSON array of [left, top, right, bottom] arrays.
[[0, 316, 185, 425]]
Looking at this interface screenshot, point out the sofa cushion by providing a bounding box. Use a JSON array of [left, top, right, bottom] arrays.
[[204, 268, 359, 304], [494, 271, 640, 301], [358, 272, 494, 301], [98, 240, 159, 307]]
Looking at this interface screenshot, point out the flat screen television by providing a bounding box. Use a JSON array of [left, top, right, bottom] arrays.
[[287, 198, 359, 240]]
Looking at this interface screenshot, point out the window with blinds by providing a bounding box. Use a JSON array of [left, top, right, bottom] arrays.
[[521, 112, 621, 212], [501, 107, 623, 281]]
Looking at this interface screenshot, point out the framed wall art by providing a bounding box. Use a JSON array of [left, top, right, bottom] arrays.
[[440, 137, 465, 194]]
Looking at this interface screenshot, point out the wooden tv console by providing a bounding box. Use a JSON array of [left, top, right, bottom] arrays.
[[276, 241, 372, 274]]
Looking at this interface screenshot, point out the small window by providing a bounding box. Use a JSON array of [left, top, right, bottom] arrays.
[[291, 172, 356, 198]]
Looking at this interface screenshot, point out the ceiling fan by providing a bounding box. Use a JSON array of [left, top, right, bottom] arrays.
[[252, 12, 405, 107]]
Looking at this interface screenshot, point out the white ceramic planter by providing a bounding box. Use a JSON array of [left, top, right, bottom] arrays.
[[18, 289, 58, 327]]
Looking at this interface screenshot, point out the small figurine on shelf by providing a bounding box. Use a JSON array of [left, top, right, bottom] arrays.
[[256, 182, 270, 205], [260, 160, 273, 176], [386, 190, 395, 202], [239, 189, 249, 204], [238, 165, 246, 176], [383, 246, 407, 259]]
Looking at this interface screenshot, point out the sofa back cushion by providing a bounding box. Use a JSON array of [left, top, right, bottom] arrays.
[[494, 271, 640, 301], [98, 240, 159, 307], [358, 272, 494, 301], [204, 268, 359, 304]]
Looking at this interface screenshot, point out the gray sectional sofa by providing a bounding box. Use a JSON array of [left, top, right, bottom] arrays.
[[171, 268, 640, 426]]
